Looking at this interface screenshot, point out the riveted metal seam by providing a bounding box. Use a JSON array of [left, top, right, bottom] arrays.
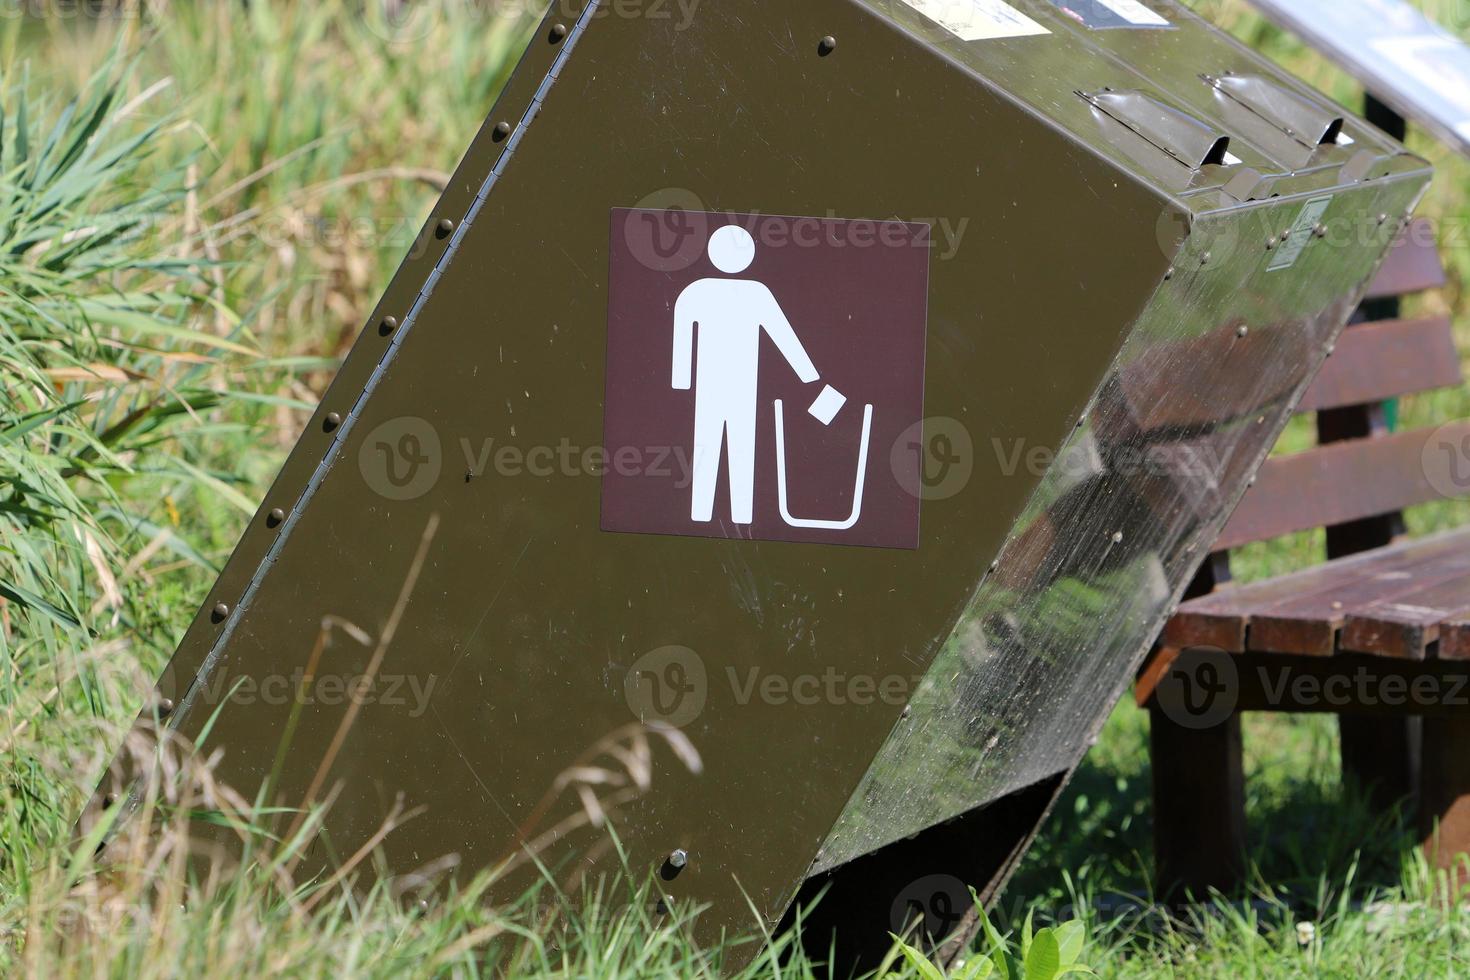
[[162, 0, 604, 739]]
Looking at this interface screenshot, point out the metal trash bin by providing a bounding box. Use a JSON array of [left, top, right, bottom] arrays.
[[88, 0, 1430, 967]]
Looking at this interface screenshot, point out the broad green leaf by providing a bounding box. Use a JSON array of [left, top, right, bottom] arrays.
[[1024, 929, 1061, 980], [1053, 921, 1086, 967]]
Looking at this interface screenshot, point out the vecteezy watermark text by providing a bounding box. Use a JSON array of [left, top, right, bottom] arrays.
[[196, 668, 439, 719], [623, 646, 922, 726]]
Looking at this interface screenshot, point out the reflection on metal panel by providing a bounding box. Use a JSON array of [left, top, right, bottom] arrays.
[[812, 187, 1424, 873]]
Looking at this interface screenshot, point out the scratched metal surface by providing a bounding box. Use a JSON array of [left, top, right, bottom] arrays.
[[810, 179, 1426, 873], [85, 0, 1430, 958]]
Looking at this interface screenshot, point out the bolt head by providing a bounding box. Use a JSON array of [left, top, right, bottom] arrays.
[[493, 121, 512, 142], [1236, 325, 1249, 338], [818, 35, 837, 56], [156, 697, 175, 718], [323, 412, 343, 432], [379, 316, 399, 337], [267, 508, 286, 528], [211, 602, 230, 623], [668, 848, 688, 869], [549, 22, 568, 43], [435, 218, 455, 239]]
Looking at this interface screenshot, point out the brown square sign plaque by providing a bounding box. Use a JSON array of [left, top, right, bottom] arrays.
[[602, 208, 931, 549]]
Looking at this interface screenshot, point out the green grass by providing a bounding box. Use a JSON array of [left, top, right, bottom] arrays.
[[2, 0, 1470, 975]]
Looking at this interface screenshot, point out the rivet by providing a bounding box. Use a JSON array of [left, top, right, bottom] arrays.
[[1378, 213, 1389, 225], [267, 508, 286, 528], [157, 697, 175, 718], [549, 22, 568, 43], [1314, 223, 1328, 238], [989, 559, 1000, 573], [1265, 237, 1276, 250], [211, 602, 230, 623], [1249, 475, 1258, 487], [323, 412, 343, 432], [1111, 531, 1123, 543], [492, 121, 512, 142], [818, 35, 837, 57], [1163, 267, 1174, 281], [1199, 252, 1211, 265], [1075, 414, 1087, 428], [1280, 228, 1292, 240], [1325, 343, 1336, 357], [901, 704, 912, 719], [379, 316, 399, 337], [668, 848, 689, 869], [435, 218, 455, 239], [1236, 325, 1249, 338]]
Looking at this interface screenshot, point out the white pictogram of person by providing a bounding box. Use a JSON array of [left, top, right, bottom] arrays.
[[671, 225, 824, 524]]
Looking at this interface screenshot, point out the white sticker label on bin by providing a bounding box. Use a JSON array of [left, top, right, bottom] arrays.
[[900, 0, 1051, 40], [1268, 196, 1333, 272], [1095, 0, 1169, 26]]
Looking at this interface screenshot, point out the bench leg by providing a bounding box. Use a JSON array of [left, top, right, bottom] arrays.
[[1421, 715, 1470, 894], [1150, 707, 1246, 898], [1340, 715, 1419, 813]]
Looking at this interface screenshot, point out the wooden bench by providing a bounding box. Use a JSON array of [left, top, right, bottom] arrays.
[[1136, 219, 1470, 896]]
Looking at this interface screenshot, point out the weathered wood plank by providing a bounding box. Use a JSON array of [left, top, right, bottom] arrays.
[[1365, 218, 1446, 299], [1298, 317, 1461, 413], [1218, 421, 1470, 551], [1163, 530, 1470, 652], [1343, 582, 1470, 658]]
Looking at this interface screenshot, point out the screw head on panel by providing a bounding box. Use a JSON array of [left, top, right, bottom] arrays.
[[324, 412, 343, 432], [436, 218, 455, 239], [267, 508, 286, 528], [493, 121, 512, 142], [818, 36, 837, 57], [549, 22, 568, 43], [211, 603, 230, 623], [379, 316, 399, 337]]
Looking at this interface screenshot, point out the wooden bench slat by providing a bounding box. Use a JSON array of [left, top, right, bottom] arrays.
[[1297, 316, 1462, 413], [1365, 218, 1446, 299], [1443, 617, 1470, 660], [1217, 420, 1470, 551], [1164, 529, 1470, 652], [1250, 544, 1470, 655], [1342, 574, 1470, 658]]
